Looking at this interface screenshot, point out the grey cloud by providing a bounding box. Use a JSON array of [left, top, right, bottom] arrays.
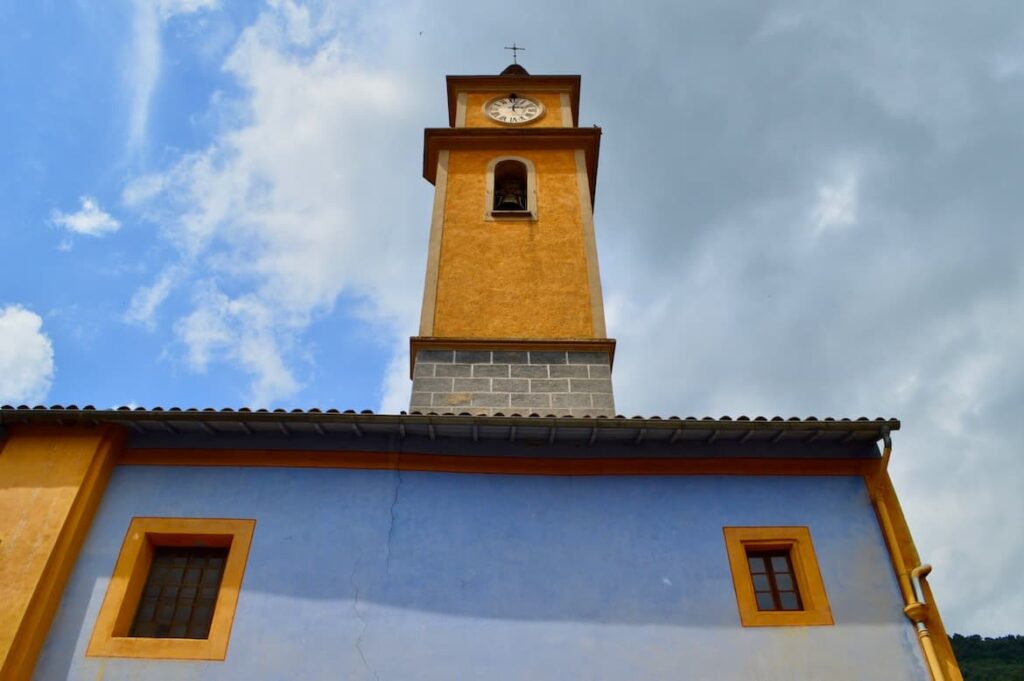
[[136, 0, 1023, 636], [384, 0, 1024, 635]]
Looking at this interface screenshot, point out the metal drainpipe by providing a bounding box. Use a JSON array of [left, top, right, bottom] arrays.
[[905, 565, 945, 681], [872, 428, 946, 681]]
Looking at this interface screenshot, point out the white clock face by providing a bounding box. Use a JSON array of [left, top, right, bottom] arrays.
[[485, 95, 544, 125]]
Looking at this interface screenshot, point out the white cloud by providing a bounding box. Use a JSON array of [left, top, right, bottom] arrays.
[[380, 340, 411, 414], [122, 172, 166, 207], [50, 196, 121, 237], [811, 163, 859, 234], [175, 286, 233, 371], [127, 0, 160, 150], [127, 0, 218, 150], [156, 0, 218, 18], [175, 284, 300, 405], [0, 305, 55, 405], [125, 266, 181, 328], [129, 3, 425, 405]]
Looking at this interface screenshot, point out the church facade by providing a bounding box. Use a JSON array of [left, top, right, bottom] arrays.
[[0, 66, 961, 680]]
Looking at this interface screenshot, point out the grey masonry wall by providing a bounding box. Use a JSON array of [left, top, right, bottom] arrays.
[[410, 350, 615, 417]]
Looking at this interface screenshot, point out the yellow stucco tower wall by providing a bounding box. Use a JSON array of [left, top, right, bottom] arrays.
[[0, 425, 122, 681], [411, 67, 616, 416], [418, 75, 607, 342], [432, 147, 595, 338]]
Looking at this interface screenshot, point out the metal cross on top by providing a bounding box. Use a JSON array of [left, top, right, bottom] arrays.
[[504, 42, 525, 64]]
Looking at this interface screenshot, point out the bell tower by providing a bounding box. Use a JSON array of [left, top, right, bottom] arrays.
[[411, 63, 616, 417]]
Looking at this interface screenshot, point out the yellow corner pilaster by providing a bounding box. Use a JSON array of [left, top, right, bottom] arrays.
[[867, 464, 963, 681], [0, 425, 123, 681]]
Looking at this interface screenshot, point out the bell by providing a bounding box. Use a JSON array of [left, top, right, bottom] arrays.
[[495, 179, 526, 210]]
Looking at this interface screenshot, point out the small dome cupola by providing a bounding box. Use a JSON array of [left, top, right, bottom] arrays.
[[500, 63, 530, 76]]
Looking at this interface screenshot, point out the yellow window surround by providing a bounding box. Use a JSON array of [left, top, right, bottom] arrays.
[[723, 526, 833, 627], [87, 517, 255, 660]]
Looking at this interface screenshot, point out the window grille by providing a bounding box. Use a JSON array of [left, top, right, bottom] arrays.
[[129, 546, 228, 639]]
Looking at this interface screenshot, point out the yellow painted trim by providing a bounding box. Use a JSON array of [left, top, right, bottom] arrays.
[[575, 147, 607, 337], [87, 517, 255, 661], [418, 149, 449, 336], [866, 467, 963, 680], [723, 526, 833, 627], [120, 449, 877, 477], [560, 93, 573, 127], [0, 425, 124, 681], [455, 92, 467, 127]]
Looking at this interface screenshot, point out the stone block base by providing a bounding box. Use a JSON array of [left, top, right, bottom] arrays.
[[410, 349, 615, 417]]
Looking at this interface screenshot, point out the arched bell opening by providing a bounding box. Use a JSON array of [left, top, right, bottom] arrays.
[[492, 160, 529, 212], [485, 155, 537, 219]]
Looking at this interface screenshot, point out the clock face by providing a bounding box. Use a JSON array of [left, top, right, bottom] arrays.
[[485, 94, 544, 125]]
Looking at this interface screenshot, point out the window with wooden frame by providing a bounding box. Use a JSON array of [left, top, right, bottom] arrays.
[[87, 517, 255, 660], [746, 550, 802, 612], [723, 526, 833, 627]]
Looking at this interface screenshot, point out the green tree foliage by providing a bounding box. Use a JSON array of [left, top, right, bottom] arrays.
[[950, 634, 1024, 681]]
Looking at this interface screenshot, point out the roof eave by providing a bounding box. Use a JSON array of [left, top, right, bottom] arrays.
[[423, 127, 601, 205]]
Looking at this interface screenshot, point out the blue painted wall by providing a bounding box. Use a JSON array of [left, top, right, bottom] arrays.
[[36, 467, 928, 680]]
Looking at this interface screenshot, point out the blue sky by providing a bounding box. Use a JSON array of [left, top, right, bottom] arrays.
[[3, 0, 1024, 636], [1, 1, 404, 410]]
